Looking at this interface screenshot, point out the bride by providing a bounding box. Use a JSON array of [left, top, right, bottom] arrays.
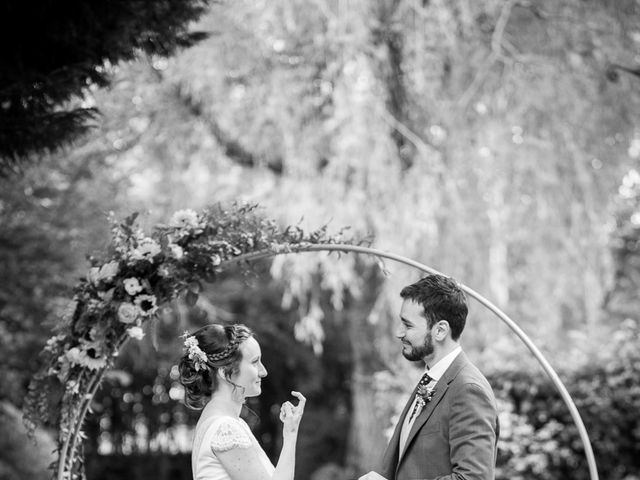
[[179, 323, 306, 480]]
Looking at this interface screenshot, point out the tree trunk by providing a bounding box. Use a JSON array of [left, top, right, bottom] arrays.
[[345, 265, 388, 472]]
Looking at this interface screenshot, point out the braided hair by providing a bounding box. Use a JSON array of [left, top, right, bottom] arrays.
[[178, 324, 253, 409]]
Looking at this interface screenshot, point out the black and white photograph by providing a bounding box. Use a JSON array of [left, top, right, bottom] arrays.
[[1, 1, 639, 479]]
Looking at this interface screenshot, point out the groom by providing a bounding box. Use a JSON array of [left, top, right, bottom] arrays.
[[359, 274, 499, 480]]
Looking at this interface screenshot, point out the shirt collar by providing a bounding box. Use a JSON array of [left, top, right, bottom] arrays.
[[425, 345, 461, 382]]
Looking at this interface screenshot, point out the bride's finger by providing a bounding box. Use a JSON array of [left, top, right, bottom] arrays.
[[291, 391, 306, 407]]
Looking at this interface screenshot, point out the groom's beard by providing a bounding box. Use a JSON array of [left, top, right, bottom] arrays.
[[402, 331, 434, 361]]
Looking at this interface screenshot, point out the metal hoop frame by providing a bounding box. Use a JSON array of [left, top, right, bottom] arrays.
[[234, 243, 599, 480], [57, 242, 599, 480]]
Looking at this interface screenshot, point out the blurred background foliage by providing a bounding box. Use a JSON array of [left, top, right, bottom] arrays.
[[1, 0, 640, 479]]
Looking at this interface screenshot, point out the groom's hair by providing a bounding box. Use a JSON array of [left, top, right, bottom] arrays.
[[400, 274, 467, 340]]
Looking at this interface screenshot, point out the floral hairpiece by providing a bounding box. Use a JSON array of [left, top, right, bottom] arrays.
[[182, 332, 209, 371]]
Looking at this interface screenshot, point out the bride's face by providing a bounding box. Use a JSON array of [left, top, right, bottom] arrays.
[[232, 337, 267, 398]]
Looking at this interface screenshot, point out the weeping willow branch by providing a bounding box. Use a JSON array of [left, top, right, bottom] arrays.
[[457, 0, 516, 110]]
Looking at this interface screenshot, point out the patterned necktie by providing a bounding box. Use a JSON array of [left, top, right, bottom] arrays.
[[408, 372, 433, 422]]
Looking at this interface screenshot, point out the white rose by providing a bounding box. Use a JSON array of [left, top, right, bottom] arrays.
[[127, 326, 145, 340], [123, 277, 143, 296], [169, 244, 184, 259], [65, 347, 83, 365], [130, 238, 161, 263], [169, 209, 199, 229], [118, 302, 139, 324]]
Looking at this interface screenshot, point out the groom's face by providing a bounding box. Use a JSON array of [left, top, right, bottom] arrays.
[[398, 299, 434, 361]]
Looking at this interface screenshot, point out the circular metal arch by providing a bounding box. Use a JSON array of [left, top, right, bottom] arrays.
[[235, 243, 599, 480], [55, 241, 599, 480]]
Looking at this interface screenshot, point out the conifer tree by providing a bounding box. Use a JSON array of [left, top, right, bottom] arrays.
[[0, 0, 210, 176]]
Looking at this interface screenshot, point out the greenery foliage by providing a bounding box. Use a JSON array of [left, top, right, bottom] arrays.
[[22, 203, 347, 479], [0, 401, 55, 480], [0, 0, 210, 174], [491, 318, 640, 480], [0, 155, 112, 409]]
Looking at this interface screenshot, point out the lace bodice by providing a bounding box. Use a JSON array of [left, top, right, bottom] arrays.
[[209, 417, 252, 451], [192, 415, 274, 480]]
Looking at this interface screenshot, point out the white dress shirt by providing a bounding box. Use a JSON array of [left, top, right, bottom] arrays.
[[399, 346, 462, 454]]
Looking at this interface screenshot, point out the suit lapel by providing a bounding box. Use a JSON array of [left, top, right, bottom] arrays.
[[381, 385, 420, 476], [398, 382, 448, 465], [396, 352, 471, 470]]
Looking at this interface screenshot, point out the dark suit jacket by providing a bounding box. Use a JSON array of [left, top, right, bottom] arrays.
[[379, 351, 499, 480]]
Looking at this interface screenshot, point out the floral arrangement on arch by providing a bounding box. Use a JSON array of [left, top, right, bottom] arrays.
[[22, 202, 347, 479]]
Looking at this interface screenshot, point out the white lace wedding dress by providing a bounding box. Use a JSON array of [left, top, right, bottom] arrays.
[[192, 415, 275, 480]]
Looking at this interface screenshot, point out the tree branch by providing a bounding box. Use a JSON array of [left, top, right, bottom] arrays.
[[457, 0, 516, 110], [167, 80, 284, 175]]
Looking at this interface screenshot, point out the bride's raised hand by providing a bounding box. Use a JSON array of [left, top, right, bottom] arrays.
[[279, 391, 306, 437]]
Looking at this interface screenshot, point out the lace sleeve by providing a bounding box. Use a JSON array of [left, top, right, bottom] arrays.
[[209, 418, 252, 452]]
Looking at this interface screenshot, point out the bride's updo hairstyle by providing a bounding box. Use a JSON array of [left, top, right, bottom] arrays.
[[178, 323, 253, 409]]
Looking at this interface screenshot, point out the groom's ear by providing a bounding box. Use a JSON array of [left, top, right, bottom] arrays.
[[434, 320, 450, 340]]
